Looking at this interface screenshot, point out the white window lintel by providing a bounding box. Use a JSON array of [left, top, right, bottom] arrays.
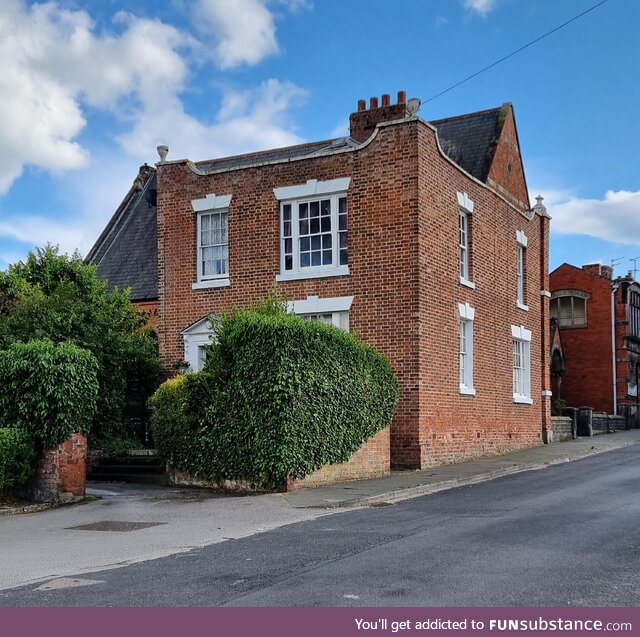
[[516, 230, 528, 247], [287, 295, 354, 315], [458, 302, 475, 321], [273, 177, 351, 201], [511, 324, 532, 341], [191, 193, 233, 212], [457, 191, 474, 214]]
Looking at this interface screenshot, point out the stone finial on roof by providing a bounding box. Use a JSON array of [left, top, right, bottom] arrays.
[[532, 195, 549, 217], [157, 145, 169, 163]]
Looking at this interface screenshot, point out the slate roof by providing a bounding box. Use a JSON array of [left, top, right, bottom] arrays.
[[430, 106, 503, 182], [86, 167, 158, 301], [87, 106, 507, 301]]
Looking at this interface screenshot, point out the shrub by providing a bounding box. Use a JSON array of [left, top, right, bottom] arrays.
[[150, 372, 215, 471], [0, 340, 99, 449], [0, 428, 36, 489], [152, 310, 399, 488], [0, 245, 163, 443]]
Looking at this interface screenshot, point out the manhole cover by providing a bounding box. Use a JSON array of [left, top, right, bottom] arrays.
[[66, 521, 165, 532]]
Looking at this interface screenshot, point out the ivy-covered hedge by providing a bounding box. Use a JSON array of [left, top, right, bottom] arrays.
[[0, 428, 36, 489], [151, 310, 398, 488], [0, 340, 99, 449]]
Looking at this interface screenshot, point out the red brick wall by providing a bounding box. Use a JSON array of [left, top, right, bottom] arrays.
[[23, 433, 87, 503], [549, 264, 614, 412], [156, 113, 546, 474], [414, 122, 545, 467], [134, 299, 160, 332], [486, 106, 530, 211]]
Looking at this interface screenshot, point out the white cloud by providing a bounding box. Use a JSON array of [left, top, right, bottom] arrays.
[[541, 189, 640, 246], [118, 79, 307, 163], [0, 0, 190, 194], [463, 0, 499, 16], [194, 0, 279, 69]]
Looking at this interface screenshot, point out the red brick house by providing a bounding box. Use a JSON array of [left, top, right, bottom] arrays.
[[89, 91, 552, 480], [549, 263, 640, 420]]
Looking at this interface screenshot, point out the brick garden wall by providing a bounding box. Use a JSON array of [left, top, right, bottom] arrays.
[[22, 433, 87, 503]]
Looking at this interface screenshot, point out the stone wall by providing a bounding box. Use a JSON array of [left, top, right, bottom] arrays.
[[551, 416, 574, 442]]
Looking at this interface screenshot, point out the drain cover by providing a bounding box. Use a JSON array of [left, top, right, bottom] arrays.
[[66, 521, 165, 532]]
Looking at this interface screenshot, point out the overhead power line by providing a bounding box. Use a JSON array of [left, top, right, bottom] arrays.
[[424, 0, 611, 104]]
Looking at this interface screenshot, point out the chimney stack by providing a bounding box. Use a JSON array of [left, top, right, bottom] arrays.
[[349, 90, 414, 143], [582, 263, 613, 280]]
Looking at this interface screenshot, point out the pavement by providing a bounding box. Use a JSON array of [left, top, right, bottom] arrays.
[[1, 428, 638, 592], [282, 428, 640, 508]]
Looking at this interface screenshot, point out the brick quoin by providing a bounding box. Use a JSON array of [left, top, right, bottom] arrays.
[[152, 91, 550, 478]]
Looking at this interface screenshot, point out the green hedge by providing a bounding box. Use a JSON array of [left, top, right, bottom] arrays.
[[0, 340, 99, 449], [152, 311, 398, 488], [0, 428, 36, 489]]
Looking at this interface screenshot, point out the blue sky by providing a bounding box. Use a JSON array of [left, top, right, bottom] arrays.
[[1, 0, 638, 276]]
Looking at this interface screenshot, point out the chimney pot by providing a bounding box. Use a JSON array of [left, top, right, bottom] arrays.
[[381, 94, 390, 107], [397, 90, 406, 104], [357, 99, 366, 112], [370, 97, 379, 109]]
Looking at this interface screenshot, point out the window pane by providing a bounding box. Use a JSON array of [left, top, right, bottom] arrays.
[[310, 218, 320, 234], [321, 199, 330, 215], [322, 250, 332, 264], [311, 252, 321, 266], [299, 219, 309, 234], [299, 202, 308, 218], [339, 214, 347, 231], [321, 216, 331, 232], [311, 235, 321, 250], [322, 234, 332, 249], [300, 237, 310, 252], [283, 204, 291, 222], [339, 197, 347, 215], [300, 253, 310, 267], [310, 201, 319, 217]]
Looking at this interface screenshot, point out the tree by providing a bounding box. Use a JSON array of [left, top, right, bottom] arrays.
[[0, 245, 163, 444]]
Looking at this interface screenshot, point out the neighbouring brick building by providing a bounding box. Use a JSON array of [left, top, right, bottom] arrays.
[[550, 263, 640, 420], [89, 90, 552, 480]]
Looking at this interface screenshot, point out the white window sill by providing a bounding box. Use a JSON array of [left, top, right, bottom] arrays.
[[460, 277, 475, 289], [276, 266, 350, 282], [192, 278, 230, 290], [513, 395, 533, 405], [516, 301, 529, 311], [459, 386, 476, 396]]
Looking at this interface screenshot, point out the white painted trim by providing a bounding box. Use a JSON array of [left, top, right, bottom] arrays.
[[273, 177, 351, 201], [541, 290, 551, 298], [192, 278, 230, 290], [287, 295, 354, 315], [460, 277, 476, 289], [541, 390, 553, 397], [457, 191, 474, 214], [511, 324, 532, 341], [516, 301, 529, 312], [459, 386, 477, 396], [276, 265, 350, 282], [191, 193, 232, 212], [513, 395, 534, 405], [516, 230, 528, 247], [458, 302, 475, 321]]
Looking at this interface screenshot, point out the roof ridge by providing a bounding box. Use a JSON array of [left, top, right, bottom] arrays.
[[430, 105, 503, 125], [194, 138, 344, 167]]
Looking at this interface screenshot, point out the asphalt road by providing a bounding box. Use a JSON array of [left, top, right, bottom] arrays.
[[2, 445, 640, 607]]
